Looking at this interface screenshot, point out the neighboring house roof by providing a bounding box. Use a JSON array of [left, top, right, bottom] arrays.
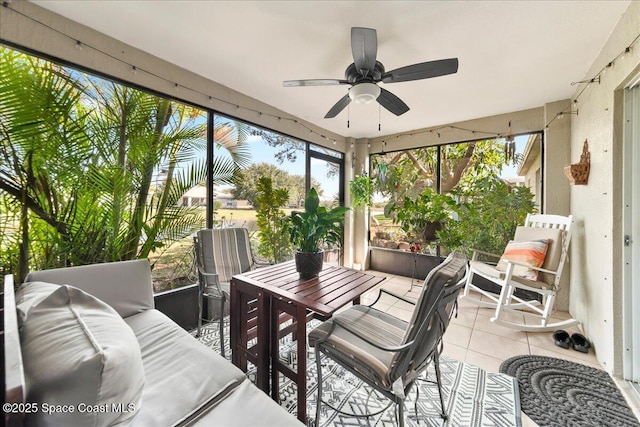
[[181, 185, 235, 201]]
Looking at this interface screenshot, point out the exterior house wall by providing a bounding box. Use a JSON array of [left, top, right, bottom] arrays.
[[568, 1, 640, 375], [518, 134, 542, 209]]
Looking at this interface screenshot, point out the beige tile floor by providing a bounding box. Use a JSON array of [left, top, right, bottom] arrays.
[[359, 271, 640, 426]]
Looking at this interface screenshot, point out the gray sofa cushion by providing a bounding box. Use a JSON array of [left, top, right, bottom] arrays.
[[178, 380, 304, 426], [25, 259, 154, 318], [125, 309, 247, 426], [17, 281, 145, 427]]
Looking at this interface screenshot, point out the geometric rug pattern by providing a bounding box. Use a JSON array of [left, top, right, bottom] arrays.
[[195, 318, 522, 427], [501, 355, 639, 427]]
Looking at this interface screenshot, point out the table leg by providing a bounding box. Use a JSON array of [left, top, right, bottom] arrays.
[[255, 291, 270, 393], [270, 300, 280, 402], [230, 279, 240, 367], [296, 303, 307, 423]]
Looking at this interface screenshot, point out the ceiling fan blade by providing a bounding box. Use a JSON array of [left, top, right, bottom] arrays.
[[284, 79, 349, 87], [377, 88, 410, 116], [324, 94, 351, 119], [351, 27, 377, 77], [381, 58, 459, 83]]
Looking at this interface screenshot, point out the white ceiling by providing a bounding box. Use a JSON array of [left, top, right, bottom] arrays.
[[34, 1, 631, 139]]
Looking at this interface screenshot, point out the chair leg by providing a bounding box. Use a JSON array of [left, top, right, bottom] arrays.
[[434, 354, 448, 420], [541, 293, 556, 327], [462, 270, 474, 298], [315, 346, 323, 427], [397, 398, 405, 427], [492, 281, 511, 321], [219, 297, 226, 358], [197, 289, 203, 338]]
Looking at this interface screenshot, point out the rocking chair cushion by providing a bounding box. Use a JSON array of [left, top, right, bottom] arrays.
[[512, 226, 564, 285], [497, 239, 550, 280]]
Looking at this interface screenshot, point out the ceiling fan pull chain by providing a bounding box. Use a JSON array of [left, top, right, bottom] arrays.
[[347, 103, 350, 128], [378, 103, 381, 131]]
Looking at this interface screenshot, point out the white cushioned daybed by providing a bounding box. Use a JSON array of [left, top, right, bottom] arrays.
[[4, 259, 303, 427]]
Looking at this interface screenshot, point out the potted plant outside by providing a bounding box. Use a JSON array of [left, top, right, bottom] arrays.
[[287, 188, 350, 279], [349, 174, 374, 209], [385, 188, 460, 243]]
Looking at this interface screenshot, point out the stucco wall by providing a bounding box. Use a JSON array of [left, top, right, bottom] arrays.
[[568, 1, 640, 375]]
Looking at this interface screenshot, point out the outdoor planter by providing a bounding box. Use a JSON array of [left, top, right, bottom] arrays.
[[369, 247, 442, 280], [154, 283, 199, 330]]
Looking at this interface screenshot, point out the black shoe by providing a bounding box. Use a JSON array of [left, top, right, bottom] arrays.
[[571, 333, 591, 353], [553, 330, 571, 349]]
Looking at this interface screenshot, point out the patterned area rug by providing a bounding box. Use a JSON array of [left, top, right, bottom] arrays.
[[500, 355, 640, 427], [195, 319, 521, 427]]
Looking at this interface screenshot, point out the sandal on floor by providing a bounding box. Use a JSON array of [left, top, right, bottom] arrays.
[[553, 330, 571, 349], [571, 333, 591, 353]]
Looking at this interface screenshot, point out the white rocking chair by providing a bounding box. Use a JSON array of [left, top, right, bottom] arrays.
[[461, 214, 578, 332]]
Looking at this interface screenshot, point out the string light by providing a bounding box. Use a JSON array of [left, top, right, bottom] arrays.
[[2, 4, 347, 148], [545, 31, 640, 131], [5, 2, 639, 150]]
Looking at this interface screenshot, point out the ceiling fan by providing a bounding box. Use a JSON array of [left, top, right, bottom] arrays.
[[283, 27, 459, 119]]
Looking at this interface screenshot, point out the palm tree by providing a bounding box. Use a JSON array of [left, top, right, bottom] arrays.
[[0, 47, 252, 281]]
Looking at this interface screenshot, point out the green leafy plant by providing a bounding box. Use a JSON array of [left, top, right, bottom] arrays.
[[288, 188, 349, 253], [255, 177, 292, 263], [438, 176, 537, 256], [384, 188, 460, 242], [349, 174, 374, 208]]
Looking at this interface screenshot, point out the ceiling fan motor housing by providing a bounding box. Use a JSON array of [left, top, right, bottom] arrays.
[[344, 61, 386, 83], [349, 82, 381, 104]]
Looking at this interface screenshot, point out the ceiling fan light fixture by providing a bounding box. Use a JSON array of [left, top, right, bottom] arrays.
[[349, 82, 380, 104]]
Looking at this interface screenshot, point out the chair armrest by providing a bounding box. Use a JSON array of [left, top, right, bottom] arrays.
[[470, 248, 501, 261], [503, 260, 558, 276], [368, 289, 416, 308], [197, 267, 220, 280], [253, 259, 273, 268]]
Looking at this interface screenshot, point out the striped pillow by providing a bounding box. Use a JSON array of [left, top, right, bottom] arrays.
[[496, 239, 550, 280]]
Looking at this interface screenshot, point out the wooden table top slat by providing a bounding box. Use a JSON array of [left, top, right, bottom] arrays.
[[231, 262, 385, 317]]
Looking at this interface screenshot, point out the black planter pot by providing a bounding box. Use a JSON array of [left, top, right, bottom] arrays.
[[422, 221, 443, 241], [295, 250, 324, 279]]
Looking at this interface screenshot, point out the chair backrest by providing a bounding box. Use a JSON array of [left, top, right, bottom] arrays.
[[516, 213, 573, 287], [390, 252, 468, 383], [194, 228, 254, 283]]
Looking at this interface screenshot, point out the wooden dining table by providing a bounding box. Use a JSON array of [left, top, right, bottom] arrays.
[[229, 261, 386, 423]]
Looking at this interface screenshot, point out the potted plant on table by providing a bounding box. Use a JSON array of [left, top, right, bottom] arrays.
[[287, 188, 349, 279]]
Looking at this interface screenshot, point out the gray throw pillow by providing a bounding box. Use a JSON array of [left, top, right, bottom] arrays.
[[17, 281, 145, 427]]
